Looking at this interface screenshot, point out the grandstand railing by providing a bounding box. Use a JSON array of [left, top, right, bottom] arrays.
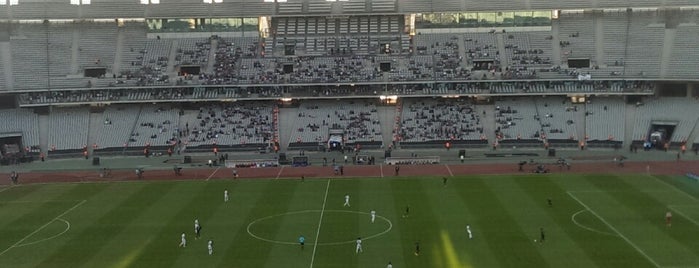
[[10, 78, 658, 107]]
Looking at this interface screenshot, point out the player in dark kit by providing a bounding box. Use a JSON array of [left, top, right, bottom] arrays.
[[539, 227, 545, 242], [10, 171, 18, 184], [414, 241, 420, 256]]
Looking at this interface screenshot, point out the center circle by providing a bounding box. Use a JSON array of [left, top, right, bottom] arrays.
[[247, 210, 393, 245]]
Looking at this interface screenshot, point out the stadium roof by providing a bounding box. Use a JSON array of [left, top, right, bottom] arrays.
[[0, 0, 697, 20]]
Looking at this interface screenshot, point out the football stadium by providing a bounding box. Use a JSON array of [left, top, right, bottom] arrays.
[[1, 0, 699, 267]]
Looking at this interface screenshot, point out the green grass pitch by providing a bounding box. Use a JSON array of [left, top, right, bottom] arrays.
[[1, 174, 699, 267]]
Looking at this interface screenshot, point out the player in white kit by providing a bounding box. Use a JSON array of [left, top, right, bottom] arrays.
[[224, 189, 229, 202], [466, 225, 473, 239], [179, 232, 186, 247], [344, 194, 350, 207], [208, 240, 213, 255], [194, 219, 200, 239], [355, 237, 363, 253], [371, 210, 376, 223]]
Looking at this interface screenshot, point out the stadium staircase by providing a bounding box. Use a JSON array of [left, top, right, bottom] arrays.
[[456, 34, 468, 69], [0, 41, 12, 90], [38, 114, 49, 154], [112, 26, 125, 77], [479, 104, 496, 146], [206, 38, 218, 73], [659, 28, 676, 78], [495, 33, 508, 68], [278, 106, 299, 151], [70, 30, 80, 75], [576, 103, 586, 144], [594, 14, 605, 67], [623, 102, 637, 147], [550, 17, 562, 66], [86, 111, 102, 156], [166, 40, 178, 74], [123, 105, 143, 154], [378, 104, 397, 149]]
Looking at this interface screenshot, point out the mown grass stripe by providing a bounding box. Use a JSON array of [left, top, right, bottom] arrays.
[[36, 182, 176, 267], [130, 182, 229, 267], [584, 175, 699, 265], [219, 180, 302, 267], [388, 178, 444, 268], [456, 176, 549, 267], [516, 175, 652, 268]]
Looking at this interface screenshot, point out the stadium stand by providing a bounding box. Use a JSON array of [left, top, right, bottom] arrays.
[[289, 100, 383, 149], [47, 107, 90, 152], [129, 106, 181, 148], [180, 102, 276, 149], [11, 24, 50, 90], [494, 98, 543, 144], [94, 105, 140, 151], [398, 98, 484, 146], [668, 25, 699, 78], [534, 97, 579, 142], [584, 97, 625, 146], [631, 97, 699, 144], [0, 109, 40, 151]]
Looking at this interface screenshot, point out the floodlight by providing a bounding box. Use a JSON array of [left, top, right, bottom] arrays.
[[70, 0, 90, 5], [1, 0, 19, 5]]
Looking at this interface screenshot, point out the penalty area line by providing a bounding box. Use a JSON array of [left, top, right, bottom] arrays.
[[567, 192, 660, 268], [0, 199, 86, 257]]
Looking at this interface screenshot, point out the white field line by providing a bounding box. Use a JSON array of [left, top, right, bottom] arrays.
[[206, 167, 221, 181], [275, 166, 285, 180], [0, 200, 83, 204], [668, 205, 699, 228], [16, 218, 71, 247], [445, 164, 454, 177], [0, 185, 15, 194], [567, 191, 660, 268], [0, 199, 86, 256], [570, 209, 617, 236], [652, 176, 699, 203], [309, 179, 331, 268]]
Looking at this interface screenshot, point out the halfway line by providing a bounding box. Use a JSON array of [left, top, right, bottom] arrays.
[[0, 199, 87, 257], [310, 179, 331, 268]]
